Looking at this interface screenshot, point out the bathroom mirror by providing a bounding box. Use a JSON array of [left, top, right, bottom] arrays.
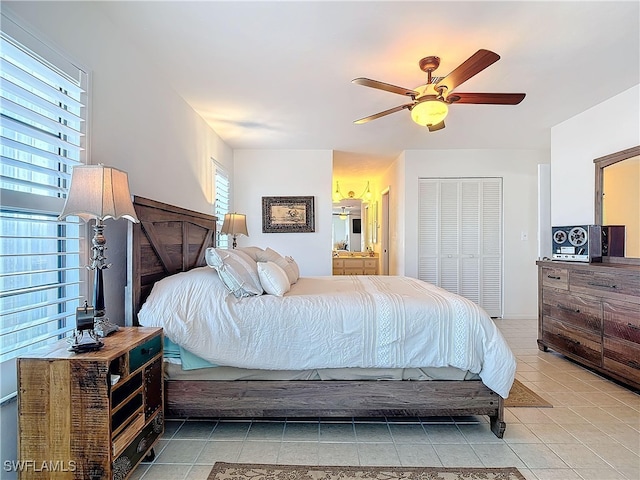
[[332, 198, 363, 252], [594, 145, 640, 260]]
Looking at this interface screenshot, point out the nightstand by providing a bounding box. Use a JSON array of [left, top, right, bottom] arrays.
[[17, 327, 163, 480]]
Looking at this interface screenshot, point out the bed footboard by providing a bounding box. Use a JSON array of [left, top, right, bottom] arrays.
[[165, 379, 505, 438]]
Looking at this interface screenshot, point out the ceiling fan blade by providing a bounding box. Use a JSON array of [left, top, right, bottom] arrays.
[[354, 104, 413, 124], [352, 78, 418, 97], [435, 49, 500, 94], [448, 92, 526, 105], [427, 121, 445, 132]]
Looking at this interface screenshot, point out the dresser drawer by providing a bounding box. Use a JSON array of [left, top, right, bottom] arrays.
[[571, 269, 640, 302], [603, 299, 640, 345], [541, 266, 568, 290], [541, 289, 602, 334], [344, 267, 364, 275], [541, 317, 602, 366], [333, 259, 345, 268], [603, 337, 640, 386], [364, 259, 377, 269], [130, 334, 162, 372]]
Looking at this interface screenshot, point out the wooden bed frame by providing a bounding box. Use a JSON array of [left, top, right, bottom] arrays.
[[127, 196, 506, 437]]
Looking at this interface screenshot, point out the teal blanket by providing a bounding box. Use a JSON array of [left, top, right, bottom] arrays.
[[164, 337, 217, 370]]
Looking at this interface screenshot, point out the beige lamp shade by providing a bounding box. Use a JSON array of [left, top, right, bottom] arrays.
[[58, 164, 139, 223], [221, 213, 248, 236]]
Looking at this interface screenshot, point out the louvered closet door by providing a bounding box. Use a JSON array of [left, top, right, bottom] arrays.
[[418, 178, 503, 317]]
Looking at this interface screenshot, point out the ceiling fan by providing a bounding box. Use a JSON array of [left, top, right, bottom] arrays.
[[352, 49, 525, 131], [332, 206, 351, 219]]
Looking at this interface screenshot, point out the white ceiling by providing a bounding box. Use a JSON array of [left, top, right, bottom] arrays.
[[99, 1, 639, 177]]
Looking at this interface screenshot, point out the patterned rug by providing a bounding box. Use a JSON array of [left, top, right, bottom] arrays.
[[505, 379, 553, 408], [207, 463, 526, 480]]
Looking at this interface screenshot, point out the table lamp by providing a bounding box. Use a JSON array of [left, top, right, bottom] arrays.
[[58, 164, 139, 347]]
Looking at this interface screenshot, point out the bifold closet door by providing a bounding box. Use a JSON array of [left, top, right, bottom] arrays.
[[418, 178, 503, 317]]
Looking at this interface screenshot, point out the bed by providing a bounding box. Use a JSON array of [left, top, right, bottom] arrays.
[[127, 196, 515, 437]]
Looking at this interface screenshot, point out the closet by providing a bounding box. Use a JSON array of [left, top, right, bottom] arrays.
[[418, 178, 503, 317]]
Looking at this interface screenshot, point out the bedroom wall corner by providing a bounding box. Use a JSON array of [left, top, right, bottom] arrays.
[[2, 2, 235, 327]]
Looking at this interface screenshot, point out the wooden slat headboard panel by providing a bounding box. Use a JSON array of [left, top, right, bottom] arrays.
[[127, 196, 217, 325]]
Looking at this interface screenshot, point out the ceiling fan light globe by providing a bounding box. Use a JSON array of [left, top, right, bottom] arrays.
[[410, 100, 448, 127]]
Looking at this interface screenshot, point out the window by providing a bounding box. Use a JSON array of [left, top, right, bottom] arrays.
[[0, 15, 88, 392], [213, 160, 230, 248]]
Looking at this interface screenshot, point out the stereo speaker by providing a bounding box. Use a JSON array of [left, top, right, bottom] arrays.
[[602, 225, 625, 257]]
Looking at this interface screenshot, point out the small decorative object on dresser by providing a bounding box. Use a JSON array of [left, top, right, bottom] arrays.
[[17, 327, 163, 480], [537, 260, 640, 389]]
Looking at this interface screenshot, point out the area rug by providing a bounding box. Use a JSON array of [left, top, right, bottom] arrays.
[[207, 463, 526, 480], [505, 379, 552, 408]]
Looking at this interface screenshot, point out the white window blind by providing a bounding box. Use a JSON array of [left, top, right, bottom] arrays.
[[0, 20, 87, 369], [213, 160, 230, 248]]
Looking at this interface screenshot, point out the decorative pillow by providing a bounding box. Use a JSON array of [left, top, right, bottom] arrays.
[[236, 246, 264, 262], [205, 248, 263, 297], [256, 247, 297, 284], [285, 256, 300, 282], [257, 261, 290, 296]]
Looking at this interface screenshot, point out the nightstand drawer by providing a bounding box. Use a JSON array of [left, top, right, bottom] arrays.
[[130, 334, 162, 371]]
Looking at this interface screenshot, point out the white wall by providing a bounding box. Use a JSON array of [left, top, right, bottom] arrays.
[[233, 150, 334, 275], [550, 85, 640, 225], [394, 149, 549, 319]]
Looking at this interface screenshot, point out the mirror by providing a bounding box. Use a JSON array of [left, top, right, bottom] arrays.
[[594, 145, 640, 260], [332, 198, 363, 252]]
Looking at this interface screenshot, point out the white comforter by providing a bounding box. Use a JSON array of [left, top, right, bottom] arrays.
[[138, 267, 516, 398]]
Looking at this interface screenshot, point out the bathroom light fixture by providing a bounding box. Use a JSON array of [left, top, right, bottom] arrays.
[[333, 181, 372, 202]]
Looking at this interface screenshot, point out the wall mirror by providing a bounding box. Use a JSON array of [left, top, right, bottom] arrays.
[[332, 198, 363, 251], [594, 145, 640, 261]]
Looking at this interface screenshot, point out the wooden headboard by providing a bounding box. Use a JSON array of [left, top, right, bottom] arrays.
[[127, 196, 217, 325]]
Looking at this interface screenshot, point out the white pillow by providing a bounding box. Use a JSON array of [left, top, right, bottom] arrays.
[[205, 248, 263, 297], [285, 256, 300, 282], [256, 247, 297, 284], [236, 246, 264, 262], [257, 261, 290, 296]]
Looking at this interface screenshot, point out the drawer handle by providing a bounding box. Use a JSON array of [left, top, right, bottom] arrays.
[[547, 275, 561, 280], [557, 333, 581, 346], [627, 360, 640, 371], [588, 282, 617, 289], [140, 347, 153, 356], [627, 323, 640, 331], [558, 304, 580, 314]]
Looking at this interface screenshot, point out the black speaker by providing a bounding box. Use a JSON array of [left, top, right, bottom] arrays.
[[602, 225, 625, 257]]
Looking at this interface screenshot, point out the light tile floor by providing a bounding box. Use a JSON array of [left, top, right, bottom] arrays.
[[131, 319, 639, 480]]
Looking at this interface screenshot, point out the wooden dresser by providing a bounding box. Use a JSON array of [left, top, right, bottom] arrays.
[[18, 327, 163, 480], [537, 260, 640, 389], [333, 255, 379, 275]]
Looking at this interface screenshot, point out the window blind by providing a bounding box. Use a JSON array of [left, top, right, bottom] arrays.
[[213, 160, 230, 248], [0, 22, 87, 366]]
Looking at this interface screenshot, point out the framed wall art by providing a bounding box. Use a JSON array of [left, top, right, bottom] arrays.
[[262, 196, 315, 233]]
